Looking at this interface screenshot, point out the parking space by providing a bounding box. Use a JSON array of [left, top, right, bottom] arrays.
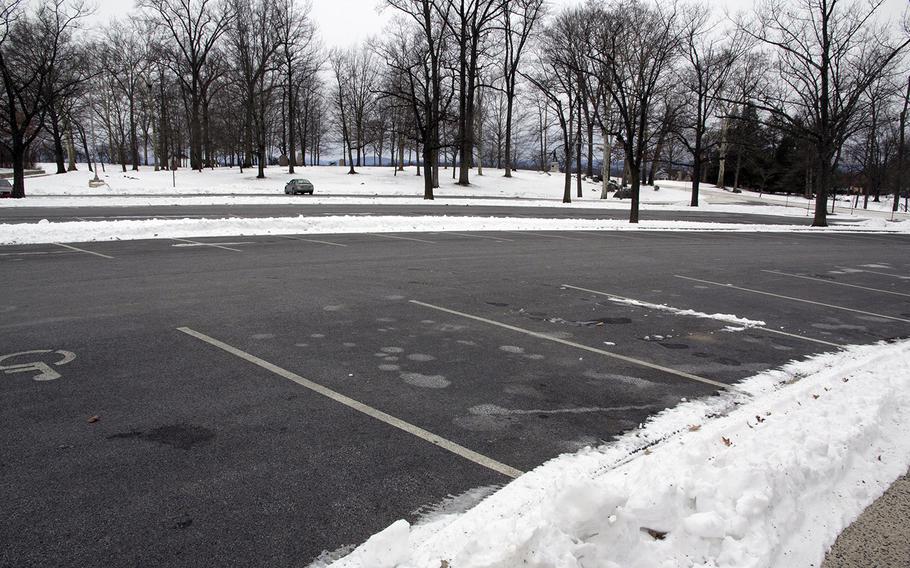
[[1, 228, 909, 566]]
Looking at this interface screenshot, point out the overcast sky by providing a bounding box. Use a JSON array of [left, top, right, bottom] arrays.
[[90, 0, 907, 49]]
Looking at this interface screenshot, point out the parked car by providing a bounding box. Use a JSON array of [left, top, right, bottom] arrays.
[[614, 185, 633, 199], [284, 179, 315, 195], [0, 179, 13, 198]]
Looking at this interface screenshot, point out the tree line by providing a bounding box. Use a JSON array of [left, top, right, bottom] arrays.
[[1, 0, 908, 225]]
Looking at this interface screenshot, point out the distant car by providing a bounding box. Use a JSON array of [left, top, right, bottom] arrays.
[[284, 179, 314, 195], [614, 185, 633, 199], [0, 178, 12, 198]]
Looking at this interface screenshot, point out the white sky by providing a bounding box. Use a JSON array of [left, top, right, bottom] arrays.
[[89, 0, 908, 49]]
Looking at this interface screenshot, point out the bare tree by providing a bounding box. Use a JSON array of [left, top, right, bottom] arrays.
[[141, 0, 231, 171], [276, 0, 315, 174], [501, 0, 544, 177], [445, 0, 504, 186], [740, 0, 910, 226], [0, 0, 88, 196], [226, 0, 281, 178], [589, 0, 684, 223], [676, 6, 746, 206]]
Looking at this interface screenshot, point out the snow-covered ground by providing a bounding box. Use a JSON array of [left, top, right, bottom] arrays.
[[327, 338, 910, 568], [13, 163, 692, 201], [2, 214, 907, 245]]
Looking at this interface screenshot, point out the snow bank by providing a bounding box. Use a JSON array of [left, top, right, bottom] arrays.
[[1, 214, 907, 245], [329, 339, 910, 568]]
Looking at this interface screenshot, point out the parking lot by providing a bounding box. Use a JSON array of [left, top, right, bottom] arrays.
[[1, 228, 908, 566]]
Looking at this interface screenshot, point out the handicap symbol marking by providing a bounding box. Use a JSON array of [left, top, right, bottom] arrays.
[[0, 350, 76, 381]]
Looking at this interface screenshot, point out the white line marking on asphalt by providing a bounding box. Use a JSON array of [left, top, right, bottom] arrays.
[[835, 266, 910, 280], [676, 275, 910, 324], [176, 327, 522, 479], [409, 300, 735, 391], [53, 242, 115, 259], [372, 233, 437, 244], [763, 270, 910, 298], [563, 284, 843, 348], [170, 237, 242, 252], [446, 232, 513, 242], [562, 284, 844, 348], [282, 235, 348, 247], [172, 241, 256, 247]]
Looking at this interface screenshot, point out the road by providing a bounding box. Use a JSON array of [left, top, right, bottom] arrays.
[[0, 201, 872, 226], [1, 228, 908, 566]]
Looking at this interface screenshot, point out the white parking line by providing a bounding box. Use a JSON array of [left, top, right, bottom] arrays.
[[563, 284, 843, 348], [676, 275, 910, 324], [177, 327, 522, 479], [372, 233, 437, 244], [409, 300, 735, 392], [53, 242, 115, 259], [172, 241, 256, 247], [446, 232, 513, 242], [282, 235, 348, 247], [171, 237, 242, 252], [763, 270, 910, 298], [836, 266, 910, 280]]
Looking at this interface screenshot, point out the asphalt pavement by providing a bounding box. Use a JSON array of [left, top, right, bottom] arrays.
[[1, 228, 908, 566], [0, 201, 871, 226]]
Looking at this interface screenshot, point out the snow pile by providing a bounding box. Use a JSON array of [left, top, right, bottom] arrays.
[[1, 214, 907, 245], [330, 339, 910, 568]]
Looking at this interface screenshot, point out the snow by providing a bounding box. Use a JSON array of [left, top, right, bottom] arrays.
[[329, 338, 910, 568], [592, 293, 767, 328], [2, 214, 907, 245], [8, 164, 907, 224]]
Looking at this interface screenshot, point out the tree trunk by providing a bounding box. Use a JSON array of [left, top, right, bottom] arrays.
[[717, 115, 730, 188], [629, 159, 641, 224], [65, 121, 77, 171], [11, 136, 26, 198], [49, 107, 66, 174], [576, 94, 582, 198], [690, 130, 702, 207]]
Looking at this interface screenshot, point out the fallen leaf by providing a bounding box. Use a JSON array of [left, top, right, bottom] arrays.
[[721, 436, 732, 447], [812, 394, 820, 399], [640, 527, 667, 540], [87, 415, 100, 423], [688, 424, 701, 432], [755, 415, 765, 423]]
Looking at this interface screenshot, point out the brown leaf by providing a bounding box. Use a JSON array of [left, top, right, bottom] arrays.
[[87, 415, 100, 423], [688, 424, 701, 432], [721, 436, 732, 447], [842, 378, 849, 383], [440, 561, 450, 568], [755, 415, 765, 423], [812, 394, 820, 399], [641, 527, 668, 540]]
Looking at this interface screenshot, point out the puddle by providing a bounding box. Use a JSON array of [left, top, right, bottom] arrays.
[[108, 423, 215, 450]]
